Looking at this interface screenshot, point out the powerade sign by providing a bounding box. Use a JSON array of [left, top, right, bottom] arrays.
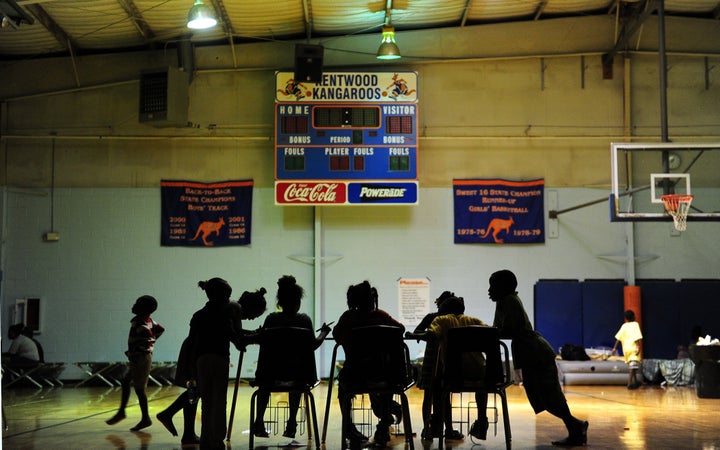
[[349, 181, 418, 204]]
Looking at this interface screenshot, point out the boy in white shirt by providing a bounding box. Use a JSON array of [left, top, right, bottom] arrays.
[[612, 310, 643, 389]]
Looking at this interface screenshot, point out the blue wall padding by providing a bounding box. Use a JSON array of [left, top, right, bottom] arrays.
[[680, 280, 720, 344], [637, 279, 681, 359], [534, 278, 720, 360], [582, 280, 626, 349], [534, 279, 582, 354], [639, 279, 720, 360]]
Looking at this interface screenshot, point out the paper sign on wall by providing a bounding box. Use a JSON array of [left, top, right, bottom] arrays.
[[398, 278, 430, 327]]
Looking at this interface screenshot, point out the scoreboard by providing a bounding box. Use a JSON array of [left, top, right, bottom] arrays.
[[275, 71, 418, 205]]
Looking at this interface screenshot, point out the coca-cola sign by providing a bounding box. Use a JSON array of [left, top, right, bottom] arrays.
[[276, 181, 348, 205]]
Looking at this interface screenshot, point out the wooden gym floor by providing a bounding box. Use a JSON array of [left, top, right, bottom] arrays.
[[2, 381, 720, 449]]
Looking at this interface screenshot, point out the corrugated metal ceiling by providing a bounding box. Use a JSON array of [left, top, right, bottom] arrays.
[[0, 0, 718, 59]]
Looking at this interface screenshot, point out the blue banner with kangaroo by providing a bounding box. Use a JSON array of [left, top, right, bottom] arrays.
[[453, 178, 544, 244], [161, 180, 253, 247]]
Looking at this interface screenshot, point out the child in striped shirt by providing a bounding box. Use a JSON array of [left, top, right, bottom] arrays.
[[106, 295, 165, 431]]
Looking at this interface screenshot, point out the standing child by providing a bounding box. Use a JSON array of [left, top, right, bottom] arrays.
[[106, 295, 165, 431], [189, 278, 267, 450], [612, 310, 643, 389]]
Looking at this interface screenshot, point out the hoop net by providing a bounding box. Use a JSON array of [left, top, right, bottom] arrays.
[[661, 194, 694, 231]]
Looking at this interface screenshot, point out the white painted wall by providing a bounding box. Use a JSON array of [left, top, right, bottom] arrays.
[[2, 186, 717, 379]]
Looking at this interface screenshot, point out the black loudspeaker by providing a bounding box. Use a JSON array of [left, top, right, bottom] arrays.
[[294, 44, 323, 83]]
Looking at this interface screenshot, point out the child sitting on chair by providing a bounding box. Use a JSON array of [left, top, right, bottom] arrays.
[[407, 295, 491, 441]]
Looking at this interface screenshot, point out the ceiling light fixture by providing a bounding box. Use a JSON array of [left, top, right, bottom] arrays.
[[187, 0, 217, 30], [376, 6, 401, 60]]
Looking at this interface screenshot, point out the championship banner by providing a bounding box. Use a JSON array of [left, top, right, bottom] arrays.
[[161, 180, 253, 247], [453, 178, 545, 244]]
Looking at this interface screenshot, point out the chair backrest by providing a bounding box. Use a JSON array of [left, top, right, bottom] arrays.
[[443, 326, 509, 391], [254, 326, 318, 387], [340, 325, 414, 389], [31, 338, 45, 363]]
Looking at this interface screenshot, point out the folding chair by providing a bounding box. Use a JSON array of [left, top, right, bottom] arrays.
[[248, 327, 321, 450], [2, 361, 43, 388], [438, 326, 512, 449], [337, 325, 415, 450]]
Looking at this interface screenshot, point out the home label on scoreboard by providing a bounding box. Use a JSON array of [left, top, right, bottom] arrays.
[[275, 71, 418, 205]]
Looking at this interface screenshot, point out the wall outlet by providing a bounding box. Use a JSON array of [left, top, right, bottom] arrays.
[[43, 232, 60, 242]]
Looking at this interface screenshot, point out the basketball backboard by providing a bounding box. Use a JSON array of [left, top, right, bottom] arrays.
[[610, 143, 720, 222]]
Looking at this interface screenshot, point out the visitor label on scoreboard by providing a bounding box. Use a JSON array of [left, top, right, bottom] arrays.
[[276, 72, 418, 102], [276, 181, 418, 205]]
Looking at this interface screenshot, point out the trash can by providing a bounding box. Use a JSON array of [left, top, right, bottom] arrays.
[[689, 345, 720, 399]]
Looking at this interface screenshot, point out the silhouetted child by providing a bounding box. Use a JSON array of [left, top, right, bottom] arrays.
[[408, 295, 489, 441], [106, 295, 165, 431], [189, 278, 267, 449], [612, 309, 643, 389], [333, 281, 405, 447], [155, 285, 266, 446], [408, 290, 454, 440], [489, 269, 588, 446], [252, 275, 331, 439]]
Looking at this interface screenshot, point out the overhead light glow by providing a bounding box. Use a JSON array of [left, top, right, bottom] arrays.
[[187, 0, 217, 30], [376, 26, 401, 60]]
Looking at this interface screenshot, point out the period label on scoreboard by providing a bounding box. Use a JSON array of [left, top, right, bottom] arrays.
[[275, 71, 418, 205]]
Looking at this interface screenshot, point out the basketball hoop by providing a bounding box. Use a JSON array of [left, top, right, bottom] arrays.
[[661, 194, 694, 231]]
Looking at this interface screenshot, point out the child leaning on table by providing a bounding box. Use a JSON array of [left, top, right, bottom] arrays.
[[612, 309, 643, 390]]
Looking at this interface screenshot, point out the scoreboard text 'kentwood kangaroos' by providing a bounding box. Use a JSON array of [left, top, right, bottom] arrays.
[[274, 71, 419, 205]]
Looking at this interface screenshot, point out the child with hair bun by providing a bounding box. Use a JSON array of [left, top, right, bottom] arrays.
[[157, 282, 267, 446], [252, 275, 331, 439], [188, 277, 267, 450]]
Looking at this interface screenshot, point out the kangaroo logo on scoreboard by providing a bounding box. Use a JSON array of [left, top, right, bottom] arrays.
[[385, 73, 417, 101], [277, 78, 310, 101]]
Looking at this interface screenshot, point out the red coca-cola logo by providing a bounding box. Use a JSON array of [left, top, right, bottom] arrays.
[[276, 182, 347, 204]]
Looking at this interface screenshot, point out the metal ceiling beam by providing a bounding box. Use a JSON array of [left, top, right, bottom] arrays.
[[209, 0, 237, 67], [210, 0, 234, 36], [533, 0, 549, 21], [459, 0, 472, 27], [301, 0, 312, 40], [23, 2, 81, 85], [712, 1, 720, 19], [602, 0, 659, 66], [23, 3, 74, 51], [115, 0, 155, 43], [607, 0, 620, 15], [1, 0, 35, 26]]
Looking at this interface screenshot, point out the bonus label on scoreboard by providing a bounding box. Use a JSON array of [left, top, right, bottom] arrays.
[[275, 71, 419, 205]]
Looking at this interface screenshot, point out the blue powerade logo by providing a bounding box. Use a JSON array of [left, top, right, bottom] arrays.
[[348, 182, 418, 204]]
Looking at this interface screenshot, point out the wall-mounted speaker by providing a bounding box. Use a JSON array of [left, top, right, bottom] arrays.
[[294, 44, 324, 83], [139, 67, 190, 127]]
